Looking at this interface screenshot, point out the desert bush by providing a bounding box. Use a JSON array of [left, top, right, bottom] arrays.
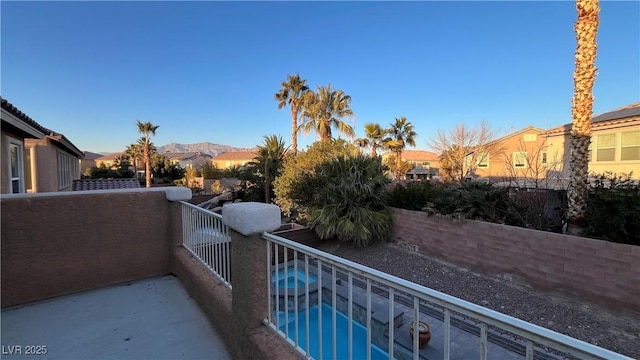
[[586, 172, 640, 245], [274, 139, 358, 217], [389, 180, 512, 222], [293, 155, 391, 247]]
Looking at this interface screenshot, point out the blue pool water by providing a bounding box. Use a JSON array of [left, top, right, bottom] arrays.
[[279, 303, 391, 360], [273, 267, 318, 289]]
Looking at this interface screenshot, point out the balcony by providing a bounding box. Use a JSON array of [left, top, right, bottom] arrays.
[[1, 188, 633, 359]]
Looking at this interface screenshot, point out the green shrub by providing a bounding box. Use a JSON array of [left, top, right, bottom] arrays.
[[586, 172, 640, 245], [293, 155, 391, 247], [274, 139, 358, 217]]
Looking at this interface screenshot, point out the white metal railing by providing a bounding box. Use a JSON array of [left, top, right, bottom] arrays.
[[180, 201, 231, 288], [263, 232, 632, 360]]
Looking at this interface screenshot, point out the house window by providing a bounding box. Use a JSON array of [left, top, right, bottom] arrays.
[[524, 134, 537, 142], [541, 152, 548, 165], [620, 131, 640, 161], [421, 161, 430, 166], [596, 133, 615, 161], [57, 151, 73, 190], [587, 142, 592, 162], [513, 152, 527, 168], [9, 142, 24, 193], [477, 153, 489, 168]]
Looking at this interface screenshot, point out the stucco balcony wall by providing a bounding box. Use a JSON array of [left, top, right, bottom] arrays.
[[1, 189, 180, 307]]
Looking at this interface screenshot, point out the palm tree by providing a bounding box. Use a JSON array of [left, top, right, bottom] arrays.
[[567, 0, 599, 235], [385, 117, 417, 179], [255, 135, 288, 203], [125, 143, 143, 175], [275, 74, 309, 155], [306, 155, 392, 247], [356, 123, 388, 157], [136, 120, 159, 188], [300, 84, 355, 143]]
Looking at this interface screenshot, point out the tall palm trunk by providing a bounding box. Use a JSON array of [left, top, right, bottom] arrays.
[[321, 120, 332, 142], [144, 146, 151, 188], [291, 107, 298, 155], [567, 0, 599, 235]]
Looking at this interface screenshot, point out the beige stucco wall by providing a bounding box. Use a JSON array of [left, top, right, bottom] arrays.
[[1, 189, 177, 307], [25, 137, 81, 192], [475, 128, 550, 180], [545, 118, 640, 179], [212, 159, 252, 169]]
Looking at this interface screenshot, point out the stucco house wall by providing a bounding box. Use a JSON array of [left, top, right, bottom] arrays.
[[474, 126, 551, 181], [1, 98, 83, 193], [544, 103, 640, 179]]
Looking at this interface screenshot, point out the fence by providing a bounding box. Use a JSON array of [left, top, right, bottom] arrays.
[[262, 232, 631, 360], [180, 201, 232, 288]]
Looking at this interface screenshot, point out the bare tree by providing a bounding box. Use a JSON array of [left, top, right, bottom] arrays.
[[429, 120, 501, 183], [501, 138, 566, 190], [500, 138, 569, 232]]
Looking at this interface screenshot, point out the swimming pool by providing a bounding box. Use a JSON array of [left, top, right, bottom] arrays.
[[272, 266, 318, 289], [279, 303, 392, 360]]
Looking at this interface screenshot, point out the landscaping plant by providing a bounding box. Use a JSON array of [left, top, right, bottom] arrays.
[[293, 154, 392, 247]]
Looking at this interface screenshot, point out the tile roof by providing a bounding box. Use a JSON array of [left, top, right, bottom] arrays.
[[592, 102, 640, 123], [212, 151, 258, 161], [82, 151, 104, 161], [545, 102, 640, 136], [96, 152, 124, 161], [1, 98, 84, 158], [400, 150, 440, 161], [383, 149, 439, 161], [1, 97, 52, 136], [72, 179, 141, 191], [163, 152, 213, 160]]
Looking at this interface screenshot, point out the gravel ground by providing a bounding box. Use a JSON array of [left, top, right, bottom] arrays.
[[315, 241, 640, 359]]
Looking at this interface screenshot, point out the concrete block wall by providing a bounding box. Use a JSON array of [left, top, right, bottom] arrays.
[[391, 208, 640, 313]]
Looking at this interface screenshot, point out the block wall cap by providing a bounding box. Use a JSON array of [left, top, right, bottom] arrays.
[[165, 187, 192, 202], [222, 202, 281, 236]]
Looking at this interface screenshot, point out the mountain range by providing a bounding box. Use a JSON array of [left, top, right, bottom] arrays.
[[156, 142, 254, 157]]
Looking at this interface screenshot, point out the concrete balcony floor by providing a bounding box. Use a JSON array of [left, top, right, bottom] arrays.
[[1, 276, 231, 360]]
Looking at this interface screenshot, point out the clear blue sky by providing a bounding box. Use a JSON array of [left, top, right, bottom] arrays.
[[2, 1, 638, 154]]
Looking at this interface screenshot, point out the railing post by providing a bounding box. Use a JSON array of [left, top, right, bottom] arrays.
[[222, 202, 281, 347]]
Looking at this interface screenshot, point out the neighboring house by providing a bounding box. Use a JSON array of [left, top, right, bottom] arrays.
[[163, 152, 213, 170], [472, 126, 551, 181], [1, 98, 84, 193], [402, 150, 440, 180], [81, 151, 104, 175], [212, 151, 257, 169], [95, 152, 124, 169], [544, 102, 640, 179], [381, 149, 441, 180]]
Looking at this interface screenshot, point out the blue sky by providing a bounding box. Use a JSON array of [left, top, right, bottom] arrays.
[[1, 1, 638, 154]]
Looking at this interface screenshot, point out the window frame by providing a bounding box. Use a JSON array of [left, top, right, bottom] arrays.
[[620, 130, 640, 161], [5, 137, 25, 194], [595, 133, 616, 162], [513, 152, 528, 168], [57, 150, 73, 190], [477, 153, 489, 168]]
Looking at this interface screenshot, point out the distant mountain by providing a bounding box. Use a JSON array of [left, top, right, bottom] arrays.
[[156, 142, 254, 157]]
